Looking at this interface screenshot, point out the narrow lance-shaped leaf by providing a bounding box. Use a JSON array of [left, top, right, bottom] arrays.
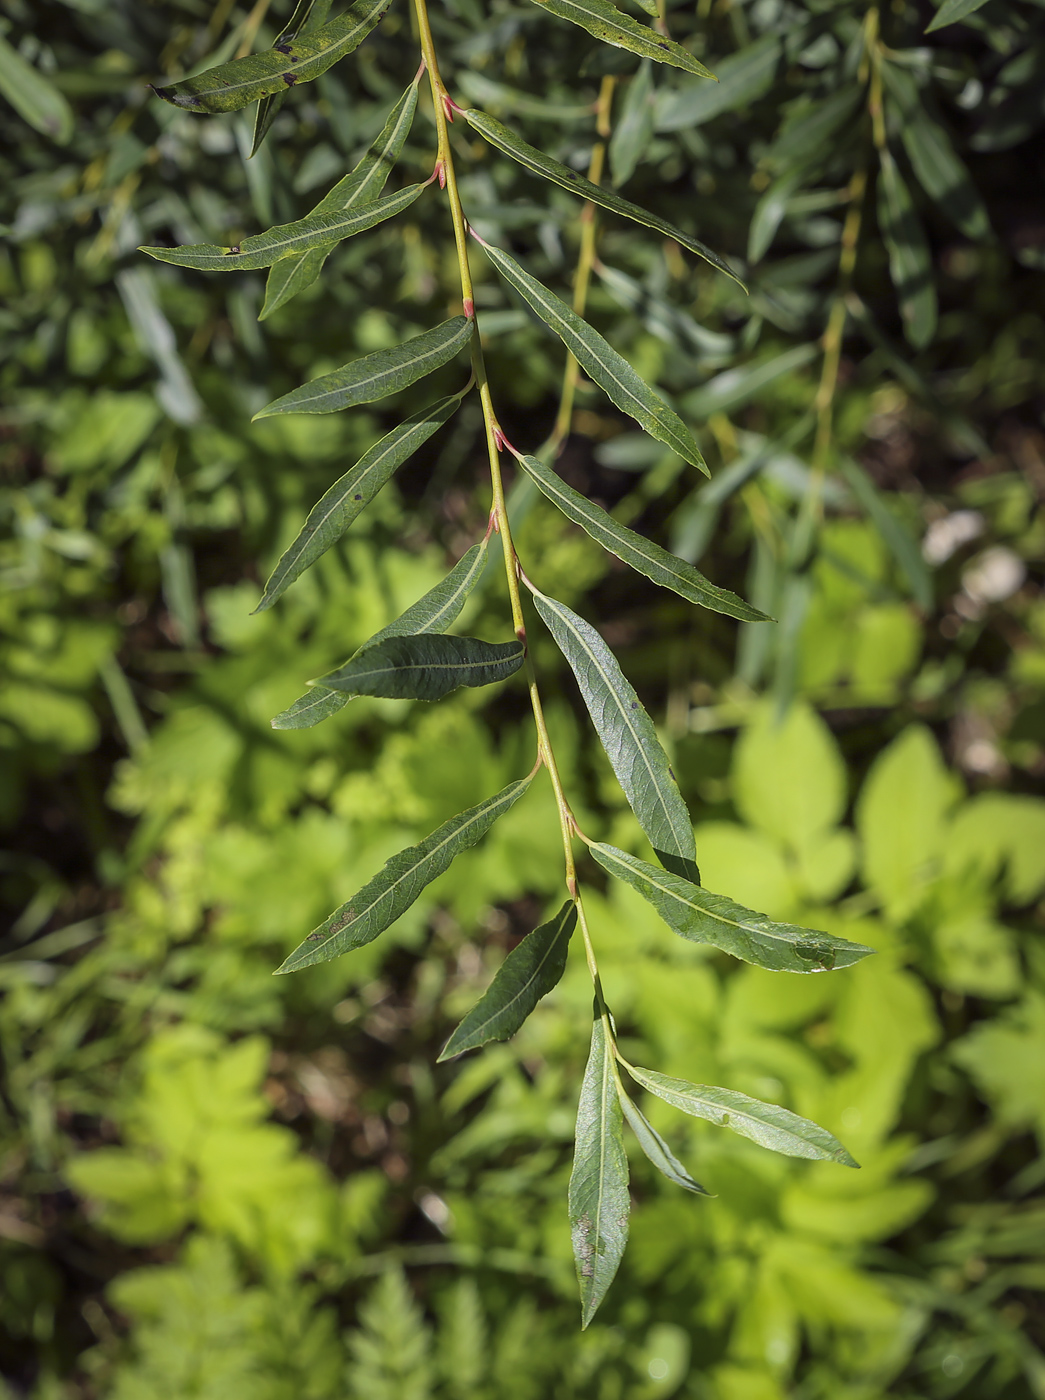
[[482, 242, 705, 470], [261, 79, 419, 317], [516, 453, 766, 622], [464, 109, 743, 288], [590, 842, 875, 972], [532, 592, 698, 882], [569, 1010, 630, 1328], [272, 538, 490, 729], [315, 633, 524, 702], [925, 0, 990, 32], [626, 1064, 859, 1166], [0, 33, 75, 144], [609, 60, 655, 188], [255, 316, 474, 418], [877, 147, 936, 350], [278, 776, 533, 973], [616, 1083, 710, 1195], [153, 0, 391, 113], [140, 182, 425, 272], [257, 392, 465, 612], [837, 456, 933, 612], [251, 0, 333, 155], [528, 0, 713, 77], [654, 31, 784, 132], [439, 901, 576, 1060]]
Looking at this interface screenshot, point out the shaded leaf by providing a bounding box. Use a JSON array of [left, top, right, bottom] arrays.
[[626, 1065, 860, 1165], [278, 777, 533, 972], [617, 1084, 710, 1194], [877, 147, 936, 350], [765, 84, 863, 170], [747, 169, 804, 264], [251, 0, 333, 155], [569, 1011, 630, 1328], [256, 392, 464, 611], [140, 182, 424, 272], [837, 456, 933, 611], [925, 0, 990, 31], [438, 901, 576, 1059], [464, 108, 742, 286], [528, 0, 713, 76], [261, 79, 419, 317], [610, 60, 655, 187], [0, 34, 74, 144], [254, 316, 474, 417], [152, 0, 391, 113], [315, 633, 524, 701], [654, 32, 783, 132], [682, 344, 817, 420], [589, 842, 874, 972], [482, 243, 705, 467], [517, 454, 764, 620], [271, 538, 490, 729], [532, 593, 698, 881]]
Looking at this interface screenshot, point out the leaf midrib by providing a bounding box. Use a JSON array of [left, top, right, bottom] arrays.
[[279, 319, 471, 410]]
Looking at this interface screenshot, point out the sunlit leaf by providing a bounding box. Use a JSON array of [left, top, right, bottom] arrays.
[[152, 0, 391, 113], [532, 593, 698, 881], [251, 0, 333, 155], [464, 109, 743, 286], [528, 0, 713, 75], [569, 1011, 630, 1328], [877, 148, 936, 350], [254, 316, 474, 417], [0, 34, 74, 144], [481, 243, 705, 467], [590, 842, 874, 972], [837, 457, 933, 611], [278, 776, 534, 972], [315, 633, 524, 701], [617, 1083, 710, 1194], [439, 901, 576, 1059], [516, 454, 766, 620], [140, 182, 425, 272], [270, 684, 349, 730], [626, 1064, 859, 1165], [256, 392, 464, 612]]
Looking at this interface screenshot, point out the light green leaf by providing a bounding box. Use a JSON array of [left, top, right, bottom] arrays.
[[254, 316, 474, 417], [482, 243, 705, 467], [517, 454, 765, 621], [464, 108, 742, 287], [837, 456, 933, 611], [590, 842, 874, 972], [261, 79, 419, 317], [610, 60, 655, 187], [569, 1012, 630, 1328], [278, 777, 533, 972], [654, 32, 782, 132], [271, 538, 490, 729], [877, 147, 936, 350], [251, 0, 333, 155], [528, 0, 713, 75], [256, 392, 464, 612], [626, 1065, 859, 1165], [315, 633, 524, 701], [438, 901, 576, 1059], [152, 0, 391, 113], [532, 593, 698, 881], [925, 0, 990, 31], [681, 345, 818, 420], [0, 34, 75, 144], [140, 182, 424, 272], [617, 1083, 710, 1194]]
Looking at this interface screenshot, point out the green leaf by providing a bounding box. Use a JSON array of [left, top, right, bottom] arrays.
[[315, 633, 524, 701], [254, 316, 474, 417], [251, 0, 333, 155], [527, 0, 713, 76], [766, 84, 863, 171], [152, 0, 391, 113], [463, 108, 742, 287], [140, 182, 424, 272], [589, 842, 874, 972], [569, 1011, 630, 1328], [610, 60, 655, 187], [260, 79, 419, 317], [925, 0, 990, 31], [654, 32, 783, 132], [256, 392, 464, 612], [836, 457, 933, 611], [877, 147, 936, 350], [271, 538, 490, 728], [0, 34, 75, 144], [747, 169, 804, 264], [481, 243, 705, 468], [617, 1083, 710, 1194], [516, 454, 765, 621], [625, 1065, 859, 1166], [531, 593, 698, 881], [278, 777, 533, 972], [682, 344, 818, 420], [438, 901, 576, 1060]]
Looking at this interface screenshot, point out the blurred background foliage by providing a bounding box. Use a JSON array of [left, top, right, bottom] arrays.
[[1, 0, 1044, 1394]]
